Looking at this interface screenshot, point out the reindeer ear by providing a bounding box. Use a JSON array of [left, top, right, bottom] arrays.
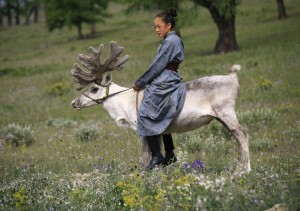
[[101, 72, 112, 86]]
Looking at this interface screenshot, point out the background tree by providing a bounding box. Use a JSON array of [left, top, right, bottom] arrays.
[[45, 0, 110, 39], [276, 0, 287, 19], [4, 0, 13, 26], [120, 0, 189, 37], [14, 0, 20, 25], [24, 0, 41, 24], [193, 0, 240, 54], [121, 0, 240, 54], [0, 0, 3, 27]]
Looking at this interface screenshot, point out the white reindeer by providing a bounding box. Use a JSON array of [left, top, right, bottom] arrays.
[[71, 41, 251, 172]]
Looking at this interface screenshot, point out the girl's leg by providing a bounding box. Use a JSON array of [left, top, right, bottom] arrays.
[[162, 134, 177, 166], [146, 135, 164, 169]]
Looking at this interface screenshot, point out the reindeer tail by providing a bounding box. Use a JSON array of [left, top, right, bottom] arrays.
[[229, 64, 241, 74]]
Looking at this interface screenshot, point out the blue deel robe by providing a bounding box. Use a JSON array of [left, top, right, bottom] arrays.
[[135, 31, 186, 136]]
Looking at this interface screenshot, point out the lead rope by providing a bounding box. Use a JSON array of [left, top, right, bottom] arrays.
[[83, 85, 132, 104], [135, 90, 139, 113]]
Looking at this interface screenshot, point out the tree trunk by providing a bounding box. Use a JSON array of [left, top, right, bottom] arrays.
[[90, 22, 96, 36], [207, 6, 239, 54], [33, 5, 39, 23], [0, 0, 3, 27], [15, 0, 20, 25], [25, 5, 39, 24], [276, 0, 288, 19], [0, 13, 2, 27], [194, 0, 239, 54], [212, 14, 239, 54], [77, 22, 83, 39], [6, 1, 12, 26]]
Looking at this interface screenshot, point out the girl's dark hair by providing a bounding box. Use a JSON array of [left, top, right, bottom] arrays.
[[155, 8, 177, 28]]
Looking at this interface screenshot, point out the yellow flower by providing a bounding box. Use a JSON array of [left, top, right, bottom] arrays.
[[175, 175, 191, 186], [12, 186, 28, 209]]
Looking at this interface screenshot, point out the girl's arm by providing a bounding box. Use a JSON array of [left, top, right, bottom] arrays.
[[134, 40, 176, 89]]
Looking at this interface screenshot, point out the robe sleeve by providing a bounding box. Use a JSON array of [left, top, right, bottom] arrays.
[[135, 40, 176, 89]]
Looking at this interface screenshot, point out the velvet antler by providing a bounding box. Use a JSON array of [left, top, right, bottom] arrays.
[[71, 41, 129, 91]]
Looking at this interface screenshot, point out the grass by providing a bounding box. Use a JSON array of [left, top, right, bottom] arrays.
[[0, 0, 299, 210]]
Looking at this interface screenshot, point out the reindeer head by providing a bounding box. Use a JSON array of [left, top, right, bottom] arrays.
[[71, 41, 129, 109], [72, 72, 113, 109], [71, 41, 129, 91]]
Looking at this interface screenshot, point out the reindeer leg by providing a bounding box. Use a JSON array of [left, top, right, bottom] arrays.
[[141, 136, 151, 167], [216, 110, 251, 172]]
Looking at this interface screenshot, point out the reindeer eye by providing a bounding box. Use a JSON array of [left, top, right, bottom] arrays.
[[91, 87, 99, 94]]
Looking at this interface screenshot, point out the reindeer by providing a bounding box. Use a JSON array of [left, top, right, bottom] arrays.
[[71, 41, 251, 172]]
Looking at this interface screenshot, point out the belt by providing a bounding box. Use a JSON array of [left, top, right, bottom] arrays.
[[166, 61, 179, 72]]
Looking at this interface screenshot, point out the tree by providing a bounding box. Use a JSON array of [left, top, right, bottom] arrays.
[[193, 0, 240, 54], [0, 0, 4, 27], [122, 0, 240, 54], [45, 0, 110, 39], [276, 0, 287, 19], [25, 0, 41, 24], [4, 0, 13, 26], [121, 0, 184, 36]]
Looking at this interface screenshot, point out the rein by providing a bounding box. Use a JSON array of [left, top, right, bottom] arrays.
[[83, 84, 132, 104]]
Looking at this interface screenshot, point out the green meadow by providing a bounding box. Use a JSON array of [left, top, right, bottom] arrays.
[[0, 1, 299, 210]]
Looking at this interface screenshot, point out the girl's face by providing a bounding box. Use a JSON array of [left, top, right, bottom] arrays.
[[153, 17, 171, 38]]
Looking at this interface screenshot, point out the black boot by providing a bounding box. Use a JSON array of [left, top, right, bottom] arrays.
[[146, 135, 164, 169], [162, 151, 177, 166], [162, 134, 177, 166], [147, 152, 164, 169]]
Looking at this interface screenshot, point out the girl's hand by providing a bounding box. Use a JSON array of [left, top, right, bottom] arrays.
[[132, 84, 140, 91]]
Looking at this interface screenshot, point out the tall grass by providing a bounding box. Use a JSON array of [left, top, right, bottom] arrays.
[[0, 0, 299, 210]]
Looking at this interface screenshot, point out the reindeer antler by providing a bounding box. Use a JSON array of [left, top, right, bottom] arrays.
[[71, 41, 129, 91]]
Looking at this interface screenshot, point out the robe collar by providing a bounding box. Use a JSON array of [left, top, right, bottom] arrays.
[[164, 31, 176, 39]]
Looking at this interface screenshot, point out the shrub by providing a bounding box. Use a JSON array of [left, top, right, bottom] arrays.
[[257, 76, 273, 90], [46, 118, 77, 128], [46, 82, 70, 96], [74, 121, 101, 142], [237, 108, 277, 127], [1, 123, 35, 147]]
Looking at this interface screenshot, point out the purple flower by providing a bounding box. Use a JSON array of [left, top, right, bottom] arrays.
[[184, 159, 206, 172], [253, 197, 260, 205], [92, 163, 98, 169], [184, 163, 189, 169]]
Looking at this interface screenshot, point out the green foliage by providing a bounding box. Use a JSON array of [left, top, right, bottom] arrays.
[[121, 0, 180, 12], [0, 66, 53, 77], [1, 150, 297, 210], [249, 137, 274, 151], [45, 0, 110, 37], [46, 82, 70, 97], [74, 121, 101, 142], [1, 123, 35, 147], [46, 118, 77, 128], [237, 109, 277, 128], [12, 186, 28, 210], [257, 76, 273, 90]]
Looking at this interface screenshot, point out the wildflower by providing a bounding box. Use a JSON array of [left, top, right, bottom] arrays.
[[184, 159, 206, 172], [184, 163, 189, 169], [92, 163, 98, 169], [253, 197, 260, 205]]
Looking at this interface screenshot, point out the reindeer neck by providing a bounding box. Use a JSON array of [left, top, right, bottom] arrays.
[[102, 83, 136, 126]]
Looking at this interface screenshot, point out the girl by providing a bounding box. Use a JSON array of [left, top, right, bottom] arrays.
[[133, 8, 186, 169]]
